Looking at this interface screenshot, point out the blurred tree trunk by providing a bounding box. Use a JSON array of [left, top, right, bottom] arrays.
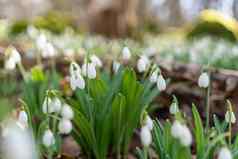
[[87, 0, 139, 37]]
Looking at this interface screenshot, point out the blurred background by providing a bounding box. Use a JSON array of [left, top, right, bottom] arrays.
[[1, 0, 238, 37]]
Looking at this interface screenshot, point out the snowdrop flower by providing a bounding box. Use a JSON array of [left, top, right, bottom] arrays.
[[58, 119, 72, 134], [10, 48, 21, 64], [122, 46, 131, 60], [82, 63, 97, 79], [218, 147, 232, 159], [157, 75, 166, 91], [2, 123, 37, 159], [169, 102, 179, 115], [5, 57, 16, 70], [150, 69, 158, 83], [42, 129, 55, 147], [70, 62, 81, 76], [42, 97, 54, 114], [179, 125, 192, 147], [113, 61, 120, 73], [36, 33, 47, 50], [51, 97, 62, 113], [198, 72, 209, 88], [90, 55, 102, 67], [70, 73, 85, 90], [18, 111, 28, 129], [225, 111, 236, 124], [27, 25, 38, 39], [42, 42, 56, 58], [145, 115, 153, 131], [137, 55, 150, 73], [61, 104, 74, 120], [140, 126, 152, 147], [171, 121, 192, 147]]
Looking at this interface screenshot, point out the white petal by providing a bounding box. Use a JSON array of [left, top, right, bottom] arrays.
[[90, 55, 102, 67], [122, 47, 131, 60], [198, 72, 209, 88], [157, 75, 166, 91], [61, 104, 74, 120], [140, 126, 152, 147], [51, 97, 62, 113], [218, 147, 232, 159], [145, 116, 153, 131], [42, 129, 55, 147], [150, 70, 158, 83], [113, 61, 120, 73], [18, 111, 28, 128]]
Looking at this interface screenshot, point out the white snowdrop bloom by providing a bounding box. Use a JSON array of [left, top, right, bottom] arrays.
[[90, 55, 102, 67], [61, 104, 74, 120], [70, 73, 85, 90], [42, 97, 54, 114], [137, 56, 150, 73], [171, 121, 192, 147], [27, 25, 38, 39], [42, 129, 55, 147], [157, 75, 166, 91], [179, 124, 192, 147], [18, 111, 28, 129], [82, 63, 97, 79], [122, 46, 131, 60], [140, 126, 152, 147], [113, 61, 120, 73], [36, 33, 47, 50], [225, 111, 236, 124], [171, 121, 184, 139], [145, 115, 153, 131], [58, 119, 72, 134], [70, 62, 81, 76], [42, 42, 56, 58], [51, 97, 62, 113], [5, 57, 16, 70], [169, 102, 179, 115], [150, 69, 158, 83], [198, 72, 209, 88], [218, 147, 232, 159], [11, 48, 21, 64], [2, 123, 38, 159]]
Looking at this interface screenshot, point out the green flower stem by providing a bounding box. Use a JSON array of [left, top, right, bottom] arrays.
[[17, 62, 27, 81], [205, 79, 211, 131]]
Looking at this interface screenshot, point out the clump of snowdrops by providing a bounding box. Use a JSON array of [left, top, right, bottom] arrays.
[[0, 36, 238, 159]]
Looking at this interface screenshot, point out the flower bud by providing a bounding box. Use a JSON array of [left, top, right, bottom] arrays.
[[90, 55, 102, 67], [169, 102, 179, 115], [113, 61, 120, 73], [61, 104, 74, 120], [140, 126, 152, 147], [145, 115, 153, 131], [42, 129, 55, 147], [122, 47, 131, 60], [150, 69, 158, 83], [218, 147, 232, 159], [157, 75, 166, 91], [42, 97, 54, 114], [70, 73, 85, 90], [82, 63, 97, 79], [198, 72, 209, 88], [58, 119, 72, 134], [51, 97, 62, 113], [225, 111, 236, 124], [137, 56, 150, 73]]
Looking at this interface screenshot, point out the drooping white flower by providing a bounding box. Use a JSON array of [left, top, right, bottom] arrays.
[[179, 124, 192, 147], [140, 126, 152, 147], [18, 111, 28, 129], [70, 73, 85, 90], [122, 46, 131, 60], [58, 119, 72, 134], [225, 111, 236, 124], [171, 121, 192, 147], [10, 48, 21, 64], [82, 63, 97, 79], [5, 57, 16, 70], [113, 61, 120, 73], [150, 69, 158, 83], [61, 104, 74, 120], [198, 72, 209, 88], [2, 123, 37, 159], [42, 42, 56, 58], [218, 147, 232, 159], [70, 62, 81, 76], [169, 102, 179, 115], [36, 33, 47, 50], [90, 55, 102, 67], [157, 75, 166, 91], [145, 115, 153, 131], [27, 25, 38, 39], [51, 97, 62, 113], [42, 129, 55, 147], [137, 56, 150, 73], [42, 97, 54, 114], [171, 121, 184, 138]]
